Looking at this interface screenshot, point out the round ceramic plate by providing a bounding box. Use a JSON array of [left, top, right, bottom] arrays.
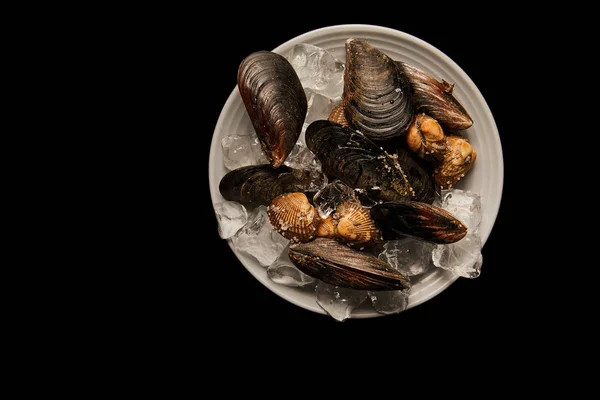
[[209, 24, 503, 318]]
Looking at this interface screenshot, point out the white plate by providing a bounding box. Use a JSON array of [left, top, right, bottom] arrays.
[[209, 24, 503, 318]]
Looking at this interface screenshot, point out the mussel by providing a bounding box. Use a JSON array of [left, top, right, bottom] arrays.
[[370, 201, 467, 244], [238, 51, 307, 168], [343, 38, 413, 141], [288, 238, 410, 291], [219, 164, 326, 209], [397, 61, 473, 131], [433, 136, 477, 190], [406, 113, 447, 162], [306, 120, 435, 203]]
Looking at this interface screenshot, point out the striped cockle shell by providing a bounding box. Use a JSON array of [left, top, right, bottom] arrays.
[[334, 201, 382, 247], [267, 192, 320, 243], [328, 104, 351, 127]]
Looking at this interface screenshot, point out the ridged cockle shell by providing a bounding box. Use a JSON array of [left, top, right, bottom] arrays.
[[267, 192, 321, 243]]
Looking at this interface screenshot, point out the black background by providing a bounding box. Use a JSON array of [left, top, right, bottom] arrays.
[[194, 16, 536, 340]]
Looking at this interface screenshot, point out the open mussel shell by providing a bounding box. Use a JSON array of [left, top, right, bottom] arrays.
[[370, 201, 467, 244], [219, 164, 326, 209], [343, 38, 413, 141], [434, 136, 477, 190], [238, 51, 307, 168], [306, 120, 436, 203], [398, 61, 473, 131], [289, 238, 410, 291], [406, 113, 447, 162]]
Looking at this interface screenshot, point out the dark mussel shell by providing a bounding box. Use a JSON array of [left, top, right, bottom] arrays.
[[288, 238, 410, 291], [219, 164, 325, 209], [306, 120, 435, 203], [343, 38, 413, 141], [238, 51, 307, 168], [397, 61, 473, 131], [370, 201, 467, 244], [396, 147, 435, 204]]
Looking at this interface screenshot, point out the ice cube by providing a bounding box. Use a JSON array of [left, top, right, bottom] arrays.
[[305, 88, 340, 124], [221, 133, 268, 170], [353, 188, 382, 208], [214, 200, 248, 239], [368, 290, 409, 315], [441, 189, 482, 234], [297, 122, 310, 146], [316, 281, 367, 322], [432, 234, 483, 278], [284, 141, 322, 172], [286, 43, 345, 99], [267, 246, 316, 287], [232, 206, 289, 266], [313, 180, 357, 219], [378, 238, 434, 277]]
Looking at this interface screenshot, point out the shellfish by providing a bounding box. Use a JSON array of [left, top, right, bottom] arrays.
[[267, 191, 381, 246], [398, 61, 473, 131], [343, 38, 413, 141], [433, 135, 477, 190], [306, 120, 435, 203], [406, 113, 447, 162], [334, 201, 382, 247], [237, 51, 307, 168], [219, 164, 326, 209], [267, 192, 323, 243], [370, 201, 467, 244], [328, 104, 350, 127], [288, 238, 411, 291]]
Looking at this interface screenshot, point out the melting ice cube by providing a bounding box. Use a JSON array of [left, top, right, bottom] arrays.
[[432, 234, 483, 278], [266, 246, 316, 288], [221, 133, 268, 170], [378, 238, 434, 277], [315, 281, 367, 322], [214, 200, 248, 239], [368, 290, 409, 315], [286, 43, 345, 99], [232, 206, 289, 267]]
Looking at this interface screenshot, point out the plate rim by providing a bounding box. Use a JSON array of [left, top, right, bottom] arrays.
[[209, 23, 504, 318]]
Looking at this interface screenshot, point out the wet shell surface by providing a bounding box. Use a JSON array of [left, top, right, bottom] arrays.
[[237, 51, 307, 168], [334, 201, 382, 247], [219, 164, 326, 209], [343, 38, 413, 141], [406, 113, 447, 162], [306, 119, 413, 202], [328, 104, 350, 127], [288, 238, 411, 291], [398, 61, 473, 131], [434, 136, 477, 190], [370, 201, 467, 244], [267, 192, 320, 243]]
